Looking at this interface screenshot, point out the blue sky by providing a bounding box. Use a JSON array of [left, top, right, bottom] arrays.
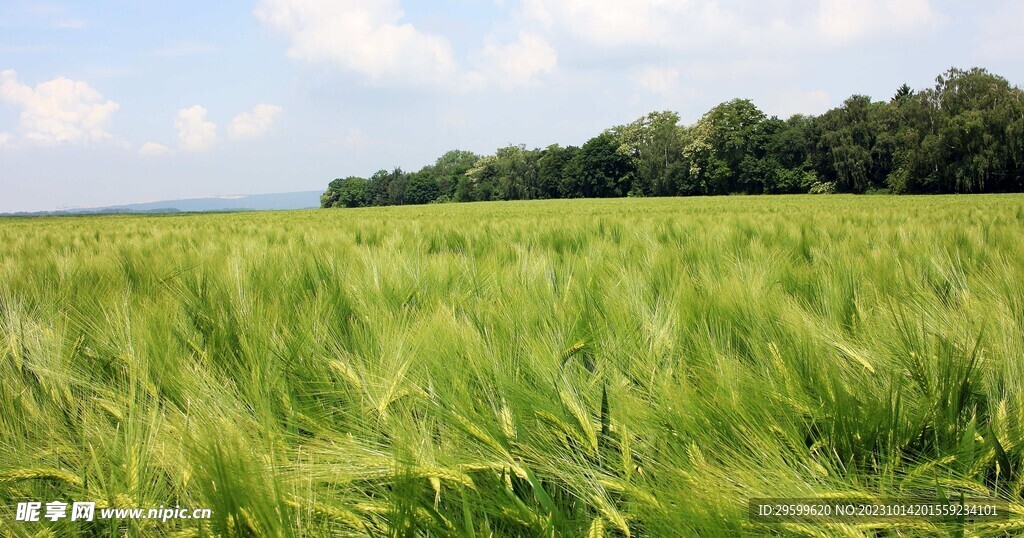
[[1, 0, 1023, 212]]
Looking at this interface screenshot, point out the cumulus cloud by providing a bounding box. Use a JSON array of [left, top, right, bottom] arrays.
[[255, 0, 561, 90], [0, 69, 119, 145], [816, 0, 939, 43], [138, 142, 173, 157], [229, 103, 282, 140], [475, 32, 557, 88], [519, 0, 939, 50], [254, 0, 458, 86], [0, 132, 12, 148], [521, 0, 685, 48], [687, 58, 796, 82], [174, 105, 217, 152], [146, 104, 278, 154]]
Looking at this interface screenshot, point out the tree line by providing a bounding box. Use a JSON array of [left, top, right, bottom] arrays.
[[322, 67, 1024, 208]]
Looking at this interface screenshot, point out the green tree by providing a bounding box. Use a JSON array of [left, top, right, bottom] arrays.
[[812, 95, 893, 193], [432, 150, 479, 198], [384, 168, 409, 206], [488, 144, 544, 200], [404, 171, 440, 204], [464, 156, 499, 201], [686, 99, 767, 194], [537, 145, 578, 198], [337, 177, 369, 207], [321, 178, 343, 208], [454, 175, 475, 202], [365, 169, 391, 206], [763, 115, 818, 193], [568, 132, 633, 198], [892, 83, 914, 103], [321, 176, 369, 208], [611, 111, 689, 196], [320, 66, 1024, 204], [893, 68, 1024, 193]]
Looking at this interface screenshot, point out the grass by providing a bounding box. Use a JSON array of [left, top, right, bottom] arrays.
[[1, 195, 1024, 536]]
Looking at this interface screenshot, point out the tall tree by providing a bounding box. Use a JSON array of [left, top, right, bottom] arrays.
[[432, 150, 479, 199], [569, 132, 634, 198], [892, 83, 914, 103], [812, 95, 893, 192], [611, 111, 689, 196], [320, 67, 1024, 204], [905, 68, 1024, 193], [763, 115, 818, 193], [464, 156, 499, 201], [385, 168, 410, 206], [537, 144, 578, 199], [687, 99, 768, 194], [491, 144, 542, 200], [404, 171, 440, 204]]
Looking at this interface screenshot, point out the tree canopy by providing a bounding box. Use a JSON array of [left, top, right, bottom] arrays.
[[322, 67, 1024, 208]]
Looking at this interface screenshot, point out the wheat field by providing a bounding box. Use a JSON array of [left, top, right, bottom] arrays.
[[2, 195, 1024, 536]]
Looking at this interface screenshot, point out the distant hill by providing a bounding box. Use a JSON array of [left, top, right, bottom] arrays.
[[3, 191, 323, 216]]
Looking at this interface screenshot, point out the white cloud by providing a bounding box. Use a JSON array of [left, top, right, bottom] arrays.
[[229, 103, 282, 140], [631, 66, 680, 94], [254, 0, 458, 86], [148, 104, 278, 154], [476, 32, 557, 88], [255, 0, 560, 90], [138, 142, 173, 157], [816, 0, 939, 43], [174, 105, 217, 152], [519, 0, 939, 50], [0, 132, 11, 148], [520, 0, 723, 48], [0, 69, 119, 145], [686, 58, 796, 82]]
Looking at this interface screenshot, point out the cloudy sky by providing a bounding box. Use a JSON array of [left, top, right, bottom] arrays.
[[1, 1, 1022, 212]]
